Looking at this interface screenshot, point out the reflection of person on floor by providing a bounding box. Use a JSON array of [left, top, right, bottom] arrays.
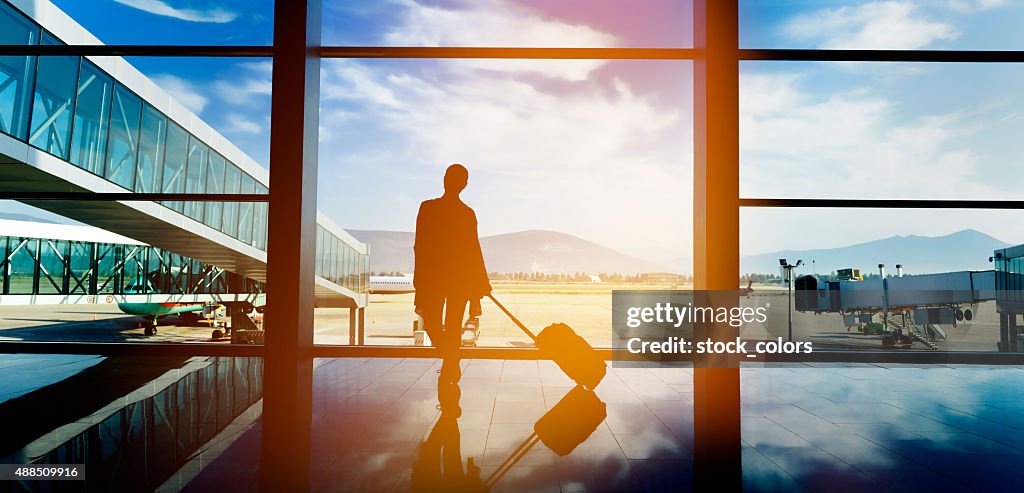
[[414, 164, 491, 352], [411, 358, 488, 493]]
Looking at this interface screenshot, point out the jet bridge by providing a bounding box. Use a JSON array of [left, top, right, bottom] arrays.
[[795, 270, 997, 349]]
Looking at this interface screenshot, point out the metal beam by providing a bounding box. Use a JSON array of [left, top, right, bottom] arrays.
[[740, 49, 1024, 63], [318, 46, 696, 59], [741, 198, 1024, 209], [0, 45, 272, 57], [0, 192, 268, 201], [693, 1, 742, 491], [261, 0, 320, 490]]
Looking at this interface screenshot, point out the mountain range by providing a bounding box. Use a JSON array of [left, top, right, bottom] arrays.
[[740, 229, 1009, 276], [347, 229, 662, 275], [350, 228, 1012, 276]]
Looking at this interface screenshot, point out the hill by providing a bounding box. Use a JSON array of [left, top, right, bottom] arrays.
[[740, 229, 1010, 276], [347, 229, 662, 275]]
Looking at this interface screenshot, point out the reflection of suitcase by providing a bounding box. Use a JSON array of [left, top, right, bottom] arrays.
[[488, 295, 606, 389], [485, 385, 607, 489]]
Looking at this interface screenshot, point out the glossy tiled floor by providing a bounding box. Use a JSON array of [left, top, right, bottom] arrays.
[[174, 359, 1024, 492]]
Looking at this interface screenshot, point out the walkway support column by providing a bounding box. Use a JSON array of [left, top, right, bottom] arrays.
[[693, 1, 742, 491], [349, 307, 357, 345], [261, 0, 320, 491]]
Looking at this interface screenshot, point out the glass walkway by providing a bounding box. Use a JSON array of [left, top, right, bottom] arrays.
[[0, 0, 367, 309]]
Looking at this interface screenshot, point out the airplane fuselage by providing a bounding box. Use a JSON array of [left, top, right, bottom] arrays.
[[369, 276, 415, 294]]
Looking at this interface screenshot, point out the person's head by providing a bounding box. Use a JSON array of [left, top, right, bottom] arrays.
[[443, 163, 469, 196]]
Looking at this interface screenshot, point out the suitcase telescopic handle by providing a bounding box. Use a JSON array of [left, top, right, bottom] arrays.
[[486, 294, 538, 341]]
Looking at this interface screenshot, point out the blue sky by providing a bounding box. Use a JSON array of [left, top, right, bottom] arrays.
[[12, 0, 1024, 267]]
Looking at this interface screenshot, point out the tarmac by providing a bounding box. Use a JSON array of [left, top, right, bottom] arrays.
[[0, 281, 1005, 351]]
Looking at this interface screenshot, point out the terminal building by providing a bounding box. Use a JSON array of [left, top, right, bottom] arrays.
[[2, 1, 1023, 492]]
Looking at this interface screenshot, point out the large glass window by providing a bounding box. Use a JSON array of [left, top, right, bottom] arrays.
[[161, 122, 188, 213], [28, 33, 79, 159], [135, 105, 166, 193], [204, 153, 227, 231], [104, 84, 142, 190], [182, 138, 208, 223], [70, 60, 113, 175], [0, 2, 39, 141]]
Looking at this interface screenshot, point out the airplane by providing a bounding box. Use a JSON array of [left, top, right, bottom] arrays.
[[369, 275, 415, 294], [117, 302, 211, 336]]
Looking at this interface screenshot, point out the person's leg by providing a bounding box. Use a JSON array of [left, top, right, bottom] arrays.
[[420, 300, 444, 348], [442, 297, 469, 351]]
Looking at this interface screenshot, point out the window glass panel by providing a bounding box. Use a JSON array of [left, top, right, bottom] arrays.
[[222, 165, 241, 238], [0, 2, 38, 140], [322, 0, 692, 48], [740, 0, 1024, 50], [38, 239, 66, 295], [316, 227, 325, 278], [162, 122, 188, 213], [8, 238, 37, 294], [317, 58, 691, 347], [70, 61, 113, 175], [135, 105, 166, 193], [204, 154, 227, 231], [105, 84, 142, 190], [121, 246, 146, 294], [740, 62, 1024, 200], [742, 207, 1024, 352], [183, 138, 208, 223], [238, 174, 255, 243], [96, 244, 119, 293], [28, 34, 79, 159], [253, 183, 268, 250], [68, 241, 93, 295], [147, 247, 168, 293], [50, 0, 273, 46]]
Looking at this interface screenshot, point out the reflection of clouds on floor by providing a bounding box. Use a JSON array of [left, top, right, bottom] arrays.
[[742, 365, 1024, 492]]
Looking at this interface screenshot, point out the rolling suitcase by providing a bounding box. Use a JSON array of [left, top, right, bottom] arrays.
[[487, 294, 606, 389]]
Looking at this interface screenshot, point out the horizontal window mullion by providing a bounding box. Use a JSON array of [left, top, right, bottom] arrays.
[[0, 341, 264, 356], [741, 198, 1024, 209], [0, 192, 269, 202], [318, 46, 697, 60], [0, 45, 273, 57], [741, 49, 1024, 63]]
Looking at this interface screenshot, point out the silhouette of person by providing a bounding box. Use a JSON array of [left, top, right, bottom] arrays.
[[414, 164, 491, 352]]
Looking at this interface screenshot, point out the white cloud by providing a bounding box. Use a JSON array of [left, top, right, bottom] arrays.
[[214, 61, 272, 105], [113, 0, 237, 23], [382, 0, 615, 81], [783, 1, 959, 49], [740, 72, 991, 200], [151, 74, 208, 114], [948, 0, 1008, 13], [223, 113, 261, 134]]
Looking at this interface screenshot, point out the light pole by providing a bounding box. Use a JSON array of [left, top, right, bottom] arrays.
[[780, 259, 803, 342]]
